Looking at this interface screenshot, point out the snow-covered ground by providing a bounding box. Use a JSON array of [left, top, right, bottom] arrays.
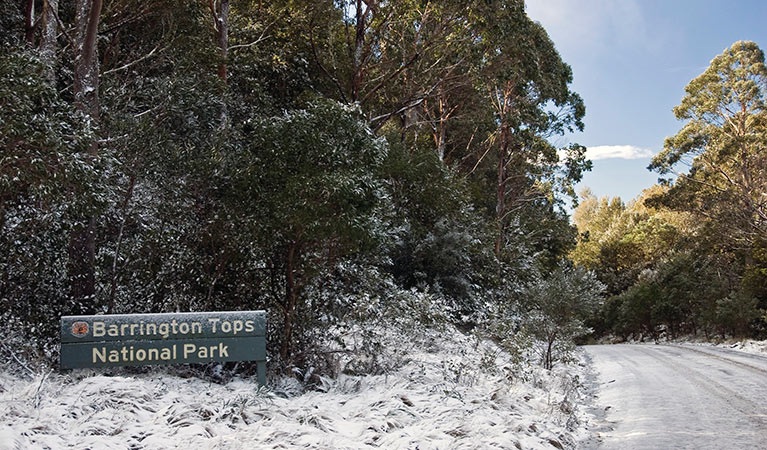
[[691, 338, 767, 357], [599, 334, 767, 358], [0, 327, 596, 449]]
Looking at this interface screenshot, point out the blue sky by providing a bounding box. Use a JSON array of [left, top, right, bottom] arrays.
[[526, 0, 767, 206]]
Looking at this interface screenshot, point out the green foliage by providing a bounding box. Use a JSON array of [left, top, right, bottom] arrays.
[[599, 248, 740, 340], [574, 183, 750, 340], [0, 49, 108, 354], [242, 100, 388, 249], [519, 264, 604, 369], [0, 50, 95, 211], [716, 293, 763, 338], [234, 100, 392, 363], [742, 240, 767, 310], [650, 41, 767, 250], [572, 186, 692, 298], [571, 189, 626, 269], [381, 142, 496, 320], [0, 0, 23, 48]]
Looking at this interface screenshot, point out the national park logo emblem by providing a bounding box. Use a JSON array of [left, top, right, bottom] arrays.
[[71, 321, 89, 337]]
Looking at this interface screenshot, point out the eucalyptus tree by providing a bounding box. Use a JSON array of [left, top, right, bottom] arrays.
[[650, 41, 767, 252], [467, 1, 586, 256], [67, 0, 104, 307]]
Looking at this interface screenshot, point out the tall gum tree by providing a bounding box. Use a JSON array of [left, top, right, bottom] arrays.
[[208, 0, 230, 82], [650, 41, 767, 252], [69, 0, 103, 307], [471, 2, 585, 255]]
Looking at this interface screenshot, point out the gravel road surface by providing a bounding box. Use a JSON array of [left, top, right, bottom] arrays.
[[584, 344, 767, 449]]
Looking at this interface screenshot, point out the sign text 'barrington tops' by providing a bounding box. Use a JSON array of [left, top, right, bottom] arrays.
[[60, 311, 266, 385]]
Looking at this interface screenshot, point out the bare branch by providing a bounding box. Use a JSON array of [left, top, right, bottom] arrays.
[[360, 52, 420, 106], [229, 36, 270, 51], [228, 16, 277, 52], [309, 18, 349, 103], [370, 97, 426, 130], [469, 142, 494, 175], [51, 5, 74, 48], [102, 44, 167, 75]]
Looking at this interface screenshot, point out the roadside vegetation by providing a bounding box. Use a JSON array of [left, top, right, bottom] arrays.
[[572, 42, 767, 342]]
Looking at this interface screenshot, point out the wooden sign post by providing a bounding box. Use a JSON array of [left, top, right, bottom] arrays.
[[61, 311, 267, 385]]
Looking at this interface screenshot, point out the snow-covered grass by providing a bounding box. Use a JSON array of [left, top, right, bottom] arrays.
[[686, 338, 767, 357], [1, 326, 594, 449], [597, 332, 767, 358], [601, 332, 767, 359]]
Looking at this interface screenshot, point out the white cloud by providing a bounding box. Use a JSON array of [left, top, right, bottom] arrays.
[[586, 145, 654, 160]]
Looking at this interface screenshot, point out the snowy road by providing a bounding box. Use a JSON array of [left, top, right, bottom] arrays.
[[585, 344, 767, 449]]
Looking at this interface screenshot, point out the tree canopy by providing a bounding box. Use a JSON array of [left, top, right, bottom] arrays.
[[650, 40, 767, 250]]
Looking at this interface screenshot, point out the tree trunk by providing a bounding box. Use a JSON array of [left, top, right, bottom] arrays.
[[436, 87, 447, 161], [69, 0, 102, 309], [74, 0, 102, 121], [494, 127, 509, 256], [280, 241, 299, 363], [40, 0, 59, 83], [351, 0, 367, 102], [690, 318, 697, 337], [210, 0, 229, 81], [545, 338, 553, 370], [107, 174, 136, 313], [24, 0, 35, 47]]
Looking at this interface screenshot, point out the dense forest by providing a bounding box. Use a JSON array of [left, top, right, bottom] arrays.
[[2, 0, 764, 380], [1, 0, 600, 375], [572, 41, 767, 341]]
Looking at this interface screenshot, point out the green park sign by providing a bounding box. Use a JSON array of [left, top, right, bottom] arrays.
[[60, 311, 266, 385]]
